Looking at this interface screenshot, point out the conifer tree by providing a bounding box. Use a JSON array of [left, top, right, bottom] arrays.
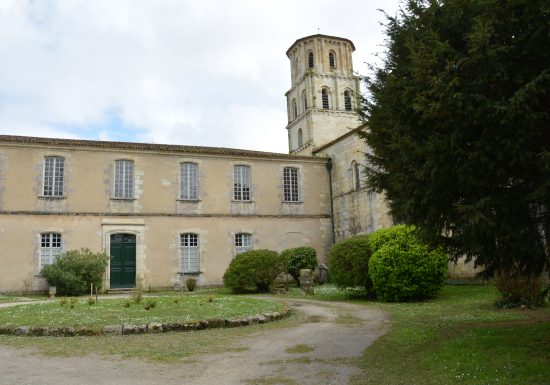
[[363, 0, 550, 276]]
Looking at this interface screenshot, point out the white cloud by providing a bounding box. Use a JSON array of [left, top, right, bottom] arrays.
[[0, 0, 401, 153]]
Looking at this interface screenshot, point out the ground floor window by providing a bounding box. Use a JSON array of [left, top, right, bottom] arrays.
[[40, 233, 62, 270], [234, 233, 252, 255], [180, 233, 199, 273]]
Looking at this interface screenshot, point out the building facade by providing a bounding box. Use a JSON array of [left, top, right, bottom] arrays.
[[0, 34, 397, 293]]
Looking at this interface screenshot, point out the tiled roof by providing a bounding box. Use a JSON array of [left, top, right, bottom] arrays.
[[286, 34, 356, 57], [0, 135, 324, 161]]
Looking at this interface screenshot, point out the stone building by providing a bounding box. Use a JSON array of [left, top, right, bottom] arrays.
[[0, 34, 394, 293]]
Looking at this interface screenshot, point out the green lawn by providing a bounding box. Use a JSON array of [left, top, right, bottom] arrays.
[[351, 285, 550, 385], [0, 294, 49, 304], [0, 295, 283, 328]]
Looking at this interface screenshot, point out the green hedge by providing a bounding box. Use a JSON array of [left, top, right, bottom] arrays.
[[327, 235, 372, 292], [281, 246, 318, 283], [223, 249, 286, 293], [41, 248, 109, 296], [368, 226, 448, 301]]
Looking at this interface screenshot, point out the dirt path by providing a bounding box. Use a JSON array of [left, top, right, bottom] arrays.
[[0, 298, 388, 385]]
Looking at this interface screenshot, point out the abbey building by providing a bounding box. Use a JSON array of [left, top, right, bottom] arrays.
[[0, 35, 394, 293]]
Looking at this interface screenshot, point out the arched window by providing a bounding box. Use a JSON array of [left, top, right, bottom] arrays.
[[292, 98, 298, 119], [308, 52, 314, 68], [297, 128, 303, 148], [302, 90, 308, 111], [344, 90, 352, 111], [321, 88, 329, 109], [329, 51, 336, 68], [180, 233, 199, 273], [353, 161, 361, 190]]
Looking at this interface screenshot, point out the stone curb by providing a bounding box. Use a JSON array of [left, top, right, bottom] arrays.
[[0, 303, 291, 337]]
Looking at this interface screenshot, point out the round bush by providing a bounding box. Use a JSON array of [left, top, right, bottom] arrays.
[[41, 248, 109, 296], [327, 235, 372, 292], [368, 226, 448, 302], [223, 249, 285, 293], [280, 246, 318, 283]]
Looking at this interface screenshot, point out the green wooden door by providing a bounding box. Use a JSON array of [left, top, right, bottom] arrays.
[[110, 233, 136, 288]]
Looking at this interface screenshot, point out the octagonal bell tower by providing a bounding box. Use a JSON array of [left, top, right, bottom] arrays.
[[285, 35, 362, 155]]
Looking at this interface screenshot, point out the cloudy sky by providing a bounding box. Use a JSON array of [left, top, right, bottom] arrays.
[[0, 0, 401, 153]]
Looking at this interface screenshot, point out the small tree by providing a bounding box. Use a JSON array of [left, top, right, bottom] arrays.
[[281, 246, 318, 284], [223, 249, 286, 293], [41, 248, 109, 296]]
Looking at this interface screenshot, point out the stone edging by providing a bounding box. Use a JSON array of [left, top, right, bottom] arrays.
[[0, 303, 291, 337]]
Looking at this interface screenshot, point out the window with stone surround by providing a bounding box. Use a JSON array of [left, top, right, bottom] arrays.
[[292, 98, 298, 119], [235, 233, 252, 255], [180, 233, 199, 273], [329, 51, 336, 68], [180, 162, 199, 200], [308, 51, 314, 68], [40, 233, 62, 270], [233, 165, 251, 201], [302, 90, 308, 111], [297, 128, 303, 148], [283, 167, 300, 202], [344, 90, 352, 111], [322, 88, 329, 109], [114, 160, 134, 199], [43, 156, 65, 197]]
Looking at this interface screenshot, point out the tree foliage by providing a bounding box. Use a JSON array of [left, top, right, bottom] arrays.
[[280, 246, 318, 283], [363, 0, 550, 277], [328, 235, 373, 291]]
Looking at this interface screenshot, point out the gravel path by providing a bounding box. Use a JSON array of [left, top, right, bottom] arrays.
[[0, 298, 388, 385]]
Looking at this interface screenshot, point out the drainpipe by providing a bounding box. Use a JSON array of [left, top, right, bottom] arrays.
[[326, 158, 336, 244]]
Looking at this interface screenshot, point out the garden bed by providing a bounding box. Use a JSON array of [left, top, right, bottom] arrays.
[[0, 295, 290, 337]]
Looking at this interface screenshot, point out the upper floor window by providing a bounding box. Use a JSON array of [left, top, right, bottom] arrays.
[[43, 156, 64, 197], [297, 128, 303, 148], [302, 90, 308, 111], [180, 162, 199, 200], [308, 52, 314, 68], [322, 88, 329, 109], [283, 167, 300, 202], [344, 90, 352, 111], [329, 51, 336, 68], [40, 233, 62, 270], [235, 233, 252, 255], [292, 98, 298, 119], [114, 160, 134, 199], [233, 165, 251, 201], [180, 233, 199, 273]]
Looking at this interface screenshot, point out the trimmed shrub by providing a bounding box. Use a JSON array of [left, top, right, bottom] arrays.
[[186, 278, 197, 292], [494, 271, 548, 308], [327, 235, 372, 292], [41, 248, 109, 296], [223, 249, 286, 293], [281, 246, 318, 283], [368, 226, 448, 302]]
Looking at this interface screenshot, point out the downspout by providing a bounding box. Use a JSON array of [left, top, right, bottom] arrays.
[[326, 158, 336, 244]]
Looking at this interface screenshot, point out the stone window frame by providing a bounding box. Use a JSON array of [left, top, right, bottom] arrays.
[[234, 233, 253, 255], [282, 167, 300, 202], [297, 128, 303, 148], [233, 165, 251, 201], [180, 162, 199, 201], [351, 160, 362, 191], [113, 159, 134, 200], [180, 233, 200, 273], [329, 50, 336, 68], [321, 88, 330, 110], [302, 89, 308, 111], [42, 156, 65, 197], [292, 98, 298, 120], [307, 51, 314, 68], [40, 232, 62, 271], [344, 90, 353, 111]]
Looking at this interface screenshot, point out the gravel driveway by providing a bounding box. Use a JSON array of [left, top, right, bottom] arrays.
[[0, 298, 388, 385]]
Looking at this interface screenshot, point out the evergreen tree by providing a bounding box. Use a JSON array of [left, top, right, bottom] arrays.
[[362, 0, 550, 276]]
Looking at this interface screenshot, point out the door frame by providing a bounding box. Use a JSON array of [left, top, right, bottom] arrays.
[[109, 233, 137, 288]]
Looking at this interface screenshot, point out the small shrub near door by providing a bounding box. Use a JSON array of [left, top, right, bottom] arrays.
[[327, 235, 372, 292], [368, 225, 448, 302], [41, 248, 109, 296], [281, 246, 318, 284], [223, 249, 286, 293]]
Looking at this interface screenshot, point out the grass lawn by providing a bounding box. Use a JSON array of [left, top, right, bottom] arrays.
[[0, 294, 284, 328], [0, 294, 49, 304], [350, 285, 550, 385]]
